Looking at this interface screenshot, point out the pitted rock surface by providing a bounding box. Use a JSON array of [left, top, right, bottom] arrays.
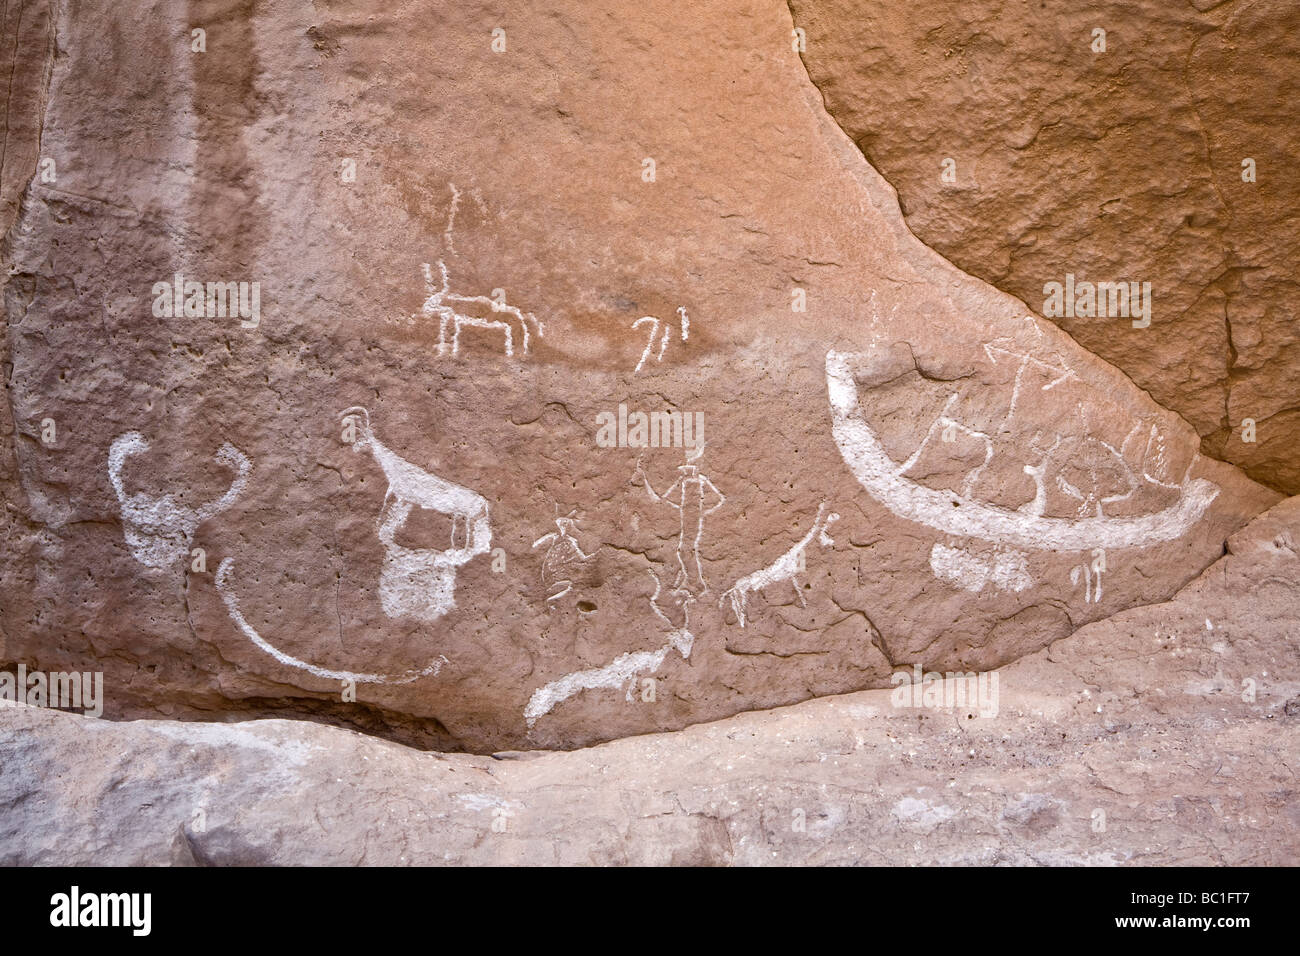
[[0, 0, 1281, 752]]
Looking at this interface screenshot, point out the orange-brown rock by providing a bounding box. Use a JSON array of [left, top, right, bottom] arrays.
[[791, 0, 1300, 493], [0, 0, 1282, 753]]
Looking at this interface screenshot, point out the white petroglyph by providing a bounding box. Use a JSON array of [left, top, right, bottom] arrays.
[[929, 542, 1032, 594], [983, 339, 1078, 433], [532, 510, 597, 602], [215, 558, 448, 685], [720, 503, 839, 627], [825, 348, 1220, 552], [897, 392, 995, 498], [419, 261, 542, 358], [341, 406, 491, 622], [525, 570, 694, 726], [523, 638, 686, 727], [1054, 436, 1138, 517], [647, 567, 690, 628], [416, 183, 542, 358], [1128, 422, 1181, 490], [634, 444, 725, 595], [632, 307, 689, 373], [633, 316, 661, 373], [108, 432, 251, 571]]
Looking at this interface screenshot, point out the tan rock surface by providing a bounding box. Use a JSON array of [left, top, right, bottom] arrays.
[[2, 494, 1296, 865], [0, 0, 1281, 752], [790, 0, 1300, 493]]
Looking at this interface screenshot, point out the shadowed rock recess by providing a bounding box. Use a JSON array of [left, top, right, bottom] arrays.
[[0, 0, 1294, 824]]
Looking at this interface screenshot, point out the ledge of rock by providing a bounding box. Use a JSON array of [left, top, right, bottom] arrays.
[[3, 494, 1296, 865]]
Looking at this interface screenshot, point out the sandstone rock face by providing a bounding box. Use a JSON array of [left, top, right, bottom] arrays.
[[0, 0, 1280, 752], [790, 0, 1300, 494], [0, 1, 51, 240], [3, 494, 1297, 865]]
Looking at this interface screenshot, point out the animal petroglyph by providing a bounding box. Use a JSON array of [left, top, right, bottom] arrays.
[[341, 406, 491, 622], [525, 570, 694, 727], [532, 510, 598, 602], [108, 432, 251, 571], [215, 558, 448, 686], [720, 503, 839, 627], [1071, 549, 1107, 603], [522, 631, 692, 727], [415, 183, 543, 358], [419, 261, 542, 358], [929, 543, 1032, 594], [825, 348, 1220, 552], [632, 306, 689, 373], [634, 444, 725, 595]]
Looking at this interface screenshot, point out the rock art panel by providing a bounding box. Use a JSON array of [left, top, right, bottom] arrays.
[[0, 0, 1281, 753], [4, 493, 1299, 864], [341, 406, 491, 623]]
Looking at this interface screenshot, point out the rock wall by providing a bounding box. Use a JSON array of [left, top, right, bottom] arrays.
[[790, 0, 1300, 493], [0, 0, 1283, 753]]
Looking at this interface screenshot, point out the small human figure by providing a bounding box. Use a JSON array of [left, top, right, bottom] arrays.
[[634, 445, 725, 596]]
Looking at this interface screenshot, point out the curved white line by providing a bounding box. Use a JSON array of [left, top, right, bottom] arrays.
[[825, 350, 1219, 552], [215, 558, 446, 686]]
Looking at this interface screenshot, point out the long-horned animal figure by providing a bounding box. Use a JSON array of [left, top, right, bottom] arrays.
[[720, 502, 839, 628], [340, 406, 491, 622], [1070, 548, 1107, 604], [108, 431, 251, 570], [419, 260, 542, 358]]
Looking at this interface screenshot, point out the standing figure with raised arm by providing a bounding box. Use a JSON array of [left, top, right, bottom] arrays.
[[634, 444, 725, 596]]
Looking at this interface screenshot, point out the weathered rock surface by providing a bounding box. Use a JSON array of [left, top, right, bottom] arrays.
[[0, 1, 51, 241], [3, 494, 1296, 865], [790, 0, 1300, 494], [0, 0, 1281, 752]]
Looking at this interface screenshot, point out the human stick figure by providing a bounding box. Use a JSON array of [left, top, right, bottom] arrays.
[[634, 444, 725, 596]]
